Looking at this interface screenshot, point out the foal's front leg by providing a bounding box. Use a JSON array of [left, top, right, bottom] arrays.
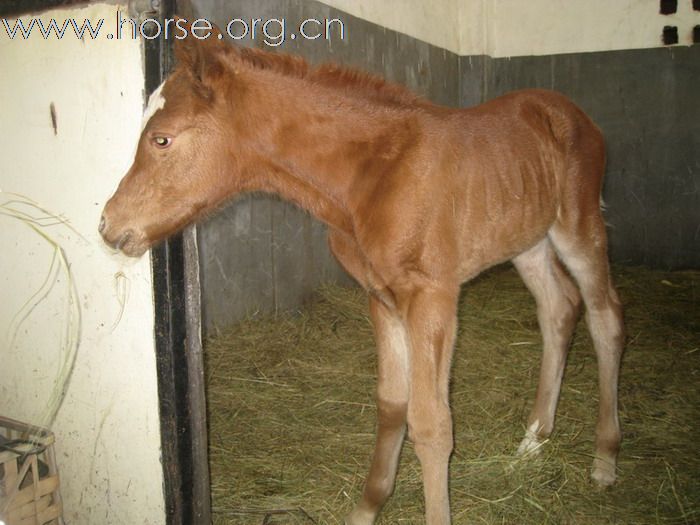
[[346, 295, 410, 525], [406, 286, 458, 525]]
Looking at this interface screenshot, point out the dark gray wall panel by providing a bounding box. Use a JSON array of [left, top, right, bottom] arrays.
[[459, 55, 488, 108], [192, 0, 460, 332]]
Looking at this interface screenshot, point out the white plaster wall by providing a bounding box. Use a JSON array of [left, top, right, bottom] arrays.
[[320, 0, 463, 54], [0, 4, 165, 524], [321, 0, 700, 56], [481, 0, 700, 57]]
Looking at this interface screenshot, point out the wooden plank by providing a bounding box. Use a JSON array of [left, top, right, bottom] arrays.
[[6, 475, 59, 510], [183, 225, 212, 525]]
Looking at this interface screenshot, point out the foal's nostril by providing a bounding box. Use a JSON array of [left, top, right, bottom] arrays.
[[116, 230, 133, 251], [98, 216, 106, 234]]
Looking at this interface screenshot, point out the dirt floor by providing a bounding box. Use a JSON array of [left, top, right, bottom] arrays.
[[205, 265, 699, 524]]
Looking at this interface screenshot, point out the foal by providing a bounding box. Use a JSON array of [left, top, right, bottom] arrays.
[[100, 30, 624, 525]]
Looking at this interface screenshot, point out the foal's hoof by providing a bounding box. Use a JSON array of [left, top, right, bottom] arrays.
[[516, 430, 544, 457], [344, 506, 375, 525], [591, 457, 617, 487], [507, 433, 544, 474]]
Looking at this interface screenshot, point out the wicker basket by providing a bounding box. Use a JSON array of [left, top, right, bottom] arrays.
[[0, 416, 63, 525]]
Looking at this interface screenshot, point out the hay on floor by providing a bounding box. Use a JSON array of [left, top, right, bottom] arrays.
[[205, 266, 699, 524]]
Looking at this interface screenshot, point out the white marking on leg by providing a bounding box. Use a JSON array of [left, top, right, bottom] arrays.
[[141, 81, 166, 131], [517, 419, 543, 456]]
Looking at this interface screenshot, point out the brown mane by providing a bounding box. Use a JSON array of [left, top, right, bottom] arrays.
[[231, 45, 425, 107]]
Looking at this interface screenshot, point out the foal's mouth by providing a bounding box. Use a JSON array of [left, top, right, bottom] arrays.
[[99, 218, 150, 258]]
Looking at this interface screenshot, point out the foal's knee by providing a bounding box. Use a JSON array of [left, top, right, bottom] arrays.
[[376, 399, 408, 432], [407, 403, 454, 460]]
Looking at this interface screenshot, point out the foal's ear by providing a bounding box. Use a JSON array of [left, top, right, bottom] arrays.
[[173, 17, 227, 94]]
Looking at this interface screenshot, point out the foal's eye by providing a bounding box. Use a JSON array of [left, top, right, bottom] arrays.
[[153, 136, 172, 148]]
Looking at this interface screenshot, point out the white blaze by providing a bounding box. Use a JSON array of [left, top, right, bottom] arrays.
[[140, 81, 166, 131]]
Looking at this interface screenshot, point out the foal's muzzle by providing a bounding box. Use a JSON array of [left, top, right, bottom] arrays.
[[98, 214, 147, 257]]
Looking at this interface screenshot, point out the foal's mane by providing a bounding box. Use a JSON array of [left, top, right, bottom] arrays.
[[232, 46, 426, 107]]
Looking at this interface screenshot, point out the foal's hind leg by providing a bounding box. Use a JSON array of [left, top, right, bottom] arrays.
[[512, 238, 582, 455], [346, 295, 409, 525], [550, 219, 624, 486]]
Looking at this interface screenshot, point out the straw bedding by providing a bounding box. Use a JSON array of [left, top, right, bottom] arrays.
[[205, 265, 699, 524]]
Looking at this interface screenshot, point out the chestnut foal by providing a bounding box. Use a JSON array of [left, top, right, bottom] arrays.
[[100, 31, 624, 524]]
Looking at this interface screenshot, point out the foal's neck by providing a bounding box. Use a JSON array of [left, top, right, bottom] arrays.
[[236, 67, 411, 236]]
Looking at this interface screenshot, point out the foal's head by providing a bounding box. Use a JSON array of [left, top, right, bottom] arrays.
[[100, 30, 238, 257]]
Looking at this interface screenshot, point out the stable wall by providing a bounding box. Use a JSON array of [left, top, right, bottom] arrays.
[[0, 4, 165, 524], [324, 0, 699, 56]]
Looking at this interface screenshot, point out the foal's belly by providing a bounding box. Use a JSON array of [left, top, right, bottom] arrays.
[[455, 202, 556, 281]]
